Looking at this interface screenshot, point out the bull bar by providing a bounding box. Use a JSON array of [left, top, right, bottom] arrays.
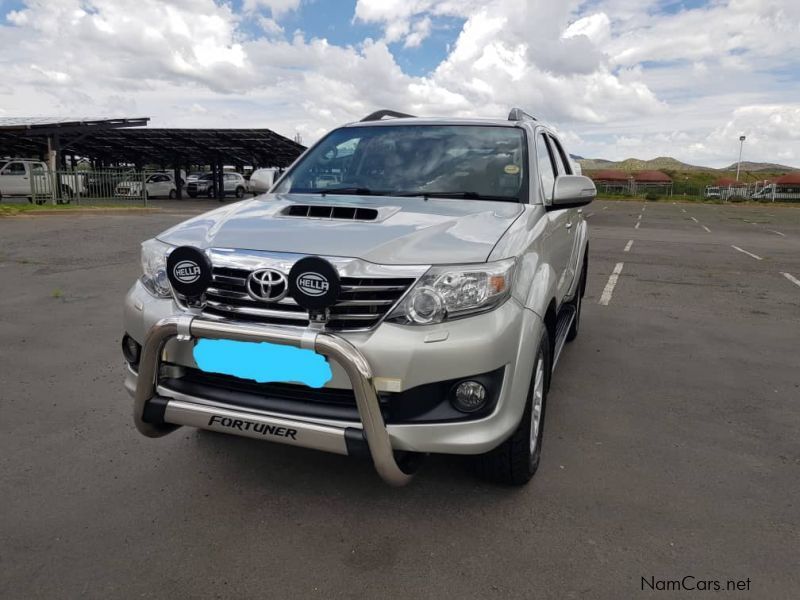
[[133, 314, 415, 486]]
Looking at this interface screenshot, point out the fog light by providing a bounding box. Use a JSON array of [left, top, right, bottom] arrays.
[[122, 334, 141, 365], [452, 380, 487, 413]]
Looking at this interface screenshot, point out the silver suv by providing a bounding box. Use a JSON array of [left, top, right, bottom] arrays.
[[186, 172, 247, 199], [123, 109, 594, 486]]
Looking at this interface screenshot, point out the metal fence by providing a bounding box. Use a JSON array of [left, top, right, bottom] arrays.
[[29, 168, 152, 206], [594, 181, 800, 202]]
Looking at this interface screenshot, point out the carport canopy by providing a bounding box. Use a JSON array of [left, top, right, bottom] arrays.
[[0, 117, 305, 169]]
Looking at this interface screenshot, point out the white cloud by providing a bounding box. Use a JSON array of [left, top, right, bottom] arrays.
[[0, 0, 798, 167], [404, 17, 432, 48], [242, 0, 300, 17]]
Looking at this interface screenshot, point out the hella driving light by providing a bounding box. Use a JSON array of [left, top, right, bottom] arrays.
[[140, 238, 172, 297], [387, 258, 515, 325]]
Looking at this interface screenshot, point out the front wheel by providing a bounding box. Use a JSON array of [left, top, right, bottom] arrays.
[[168, 189, 177, 199], [474, 329, 550, 485], [235, 186, 245, 199]]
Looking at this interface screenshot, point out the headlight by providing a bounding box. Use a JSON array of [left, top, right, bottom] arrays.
[[140, 238, 172, 297], [386, 258, 515, 326]]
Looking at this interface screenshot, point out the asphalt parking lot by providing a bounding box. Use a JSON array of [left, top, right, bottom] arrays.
[[1, 199, 798, 599]]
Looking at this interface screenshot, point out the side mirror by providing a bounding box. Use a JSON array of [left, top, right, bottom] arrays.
[[550, 175, 596, 209]]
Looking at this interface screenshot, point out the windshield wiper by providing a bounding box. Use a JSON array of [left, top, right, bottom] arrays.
[[318, 187, 384, 196], [394, 191, 518, 202]]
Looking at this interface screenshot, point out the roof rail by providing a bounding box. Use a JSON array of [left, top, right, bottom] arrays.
[[508, 108, 537, 122], [360, 109, 416, 122]]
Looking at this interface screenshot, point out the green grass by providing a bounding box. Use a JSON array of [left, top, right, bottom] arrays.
[[0, 203, 150, 216], [51, 288, 63, 299]]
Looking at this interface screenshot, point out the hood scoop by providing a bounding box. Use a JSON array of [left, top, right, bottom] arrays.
[[281, 204, 382, 221]]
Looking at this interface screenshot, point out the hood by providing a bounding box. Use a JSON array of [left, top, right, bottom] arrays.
[[157, 193, 523, 264]]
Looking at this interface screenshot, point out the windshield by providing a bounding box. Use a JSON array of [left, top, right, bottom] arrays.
[[274, 125, 527, 202]]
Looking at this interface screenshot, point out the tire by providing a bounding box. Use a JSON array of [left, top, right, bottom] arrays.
[[207, 188, 214, 199], [235, 186, 245, 199], [566, 255, 587, 342], [188, 192, 197, 198], [168, 189, 177, 199], [474, 329, 550, 485], [58, 186, 73, 205]]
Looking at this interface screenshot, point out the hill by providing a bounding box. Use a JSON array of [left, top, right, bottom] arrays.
[[721, 161, 797, 172], [578, 157, 798, 173]]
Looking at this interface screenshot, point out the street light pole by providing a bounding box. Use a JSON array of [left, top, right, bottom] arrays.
[[735, 135, 746, 182]]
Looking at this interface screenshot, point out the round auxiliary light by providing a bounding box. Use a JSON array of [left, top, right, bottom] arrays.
[[407, 287, 444, 324], [452, 380, 487, 413]]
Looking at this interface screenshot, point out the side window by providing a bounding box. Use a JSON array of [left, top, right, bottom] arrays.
[[536, 134, 556, 202], [30, 163, 45, 175], [2, 162, 26, 175], [548, 135, 572, 175]]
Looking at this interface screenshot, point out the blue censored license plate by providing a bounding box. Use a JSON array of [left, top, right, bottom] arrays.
[[192, 339, 332, 388]]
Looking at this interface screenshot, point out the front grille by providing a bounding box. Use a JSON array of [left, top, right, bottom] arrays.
[[203, 266, 414, 331]]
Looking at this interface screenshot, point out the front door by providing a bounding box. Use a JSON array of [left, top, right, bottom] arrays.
[[536, 134, 573, 303], [0, 161, 30, 195]]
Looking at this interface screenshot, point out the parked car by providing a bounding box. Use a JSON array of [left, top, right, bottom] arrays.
[[115, 172, 177, 199], [85, 168, 137, 197], [0, 158, 86, 203], [123, 108, 594, 486], [751, 183, 800, 201], [186, 172, 247, 199], [248, 167, 282, 194]]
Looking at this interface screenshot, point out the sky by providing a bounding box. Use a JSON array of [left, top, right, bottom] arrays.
[[1, 0, 799, 168]]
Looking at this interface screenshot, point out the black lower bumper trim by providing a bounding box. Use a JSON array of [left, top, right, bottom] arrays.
[[141, 396, 169, 425], [344, 428, 370, 458]]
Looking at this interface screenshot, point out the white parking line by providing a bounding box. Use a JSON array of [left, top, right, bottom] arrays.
[[782, 272, 800, 288], [681, 208, 686, 213], [585, 212, 594, 218], [635, 221, 640, 229], [769, 230, 786, 237], [702, 225, 711, 232], [731, 245, 763, 261], [624, 240, 633, 252], [599, 262, 624, 306], [602, 206, 608, 210], [690, 216, 698, 223]]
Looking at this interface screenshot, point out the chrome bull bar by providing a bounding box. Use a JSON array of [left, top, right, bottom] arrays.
[[133, 315, 414, 486]]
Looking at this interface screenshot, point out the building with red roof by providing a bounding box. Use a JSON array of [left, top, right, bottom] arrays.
[[591, 169, 629, 182], [589, 169, 631, 193], [632, 170, 672, 183], [714, 177, 747, 187], [774, 173, 800, 186]]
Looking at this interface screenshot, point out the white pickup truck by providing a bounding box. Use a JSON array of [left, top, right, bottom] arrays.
[[123, 109, 595, 486], [0, 158, 85, 203]]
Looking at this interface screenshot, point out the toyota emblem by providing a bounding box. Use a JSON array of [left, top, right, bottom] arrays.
[[246, 269, 288, 302]]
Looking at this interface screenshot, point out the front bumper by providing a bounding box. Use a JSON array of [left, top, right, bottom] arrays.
[[133, 314, 415, 485], [125, 282, 544, 484]]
